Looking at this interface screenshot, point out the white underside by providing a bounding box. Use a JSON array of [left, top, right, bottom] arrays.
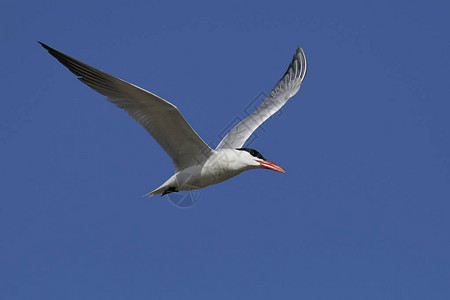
[[148, 149, 259, 196]]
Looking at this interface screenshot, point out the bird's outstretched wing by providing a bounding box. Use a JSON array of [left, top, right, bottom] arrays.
[[216, 46, 307, 150], [40, 42, 213, 171]]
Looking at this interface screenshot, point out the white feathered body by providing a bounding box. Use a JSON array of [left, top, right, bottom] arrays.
[[150, 149, 260, 195]]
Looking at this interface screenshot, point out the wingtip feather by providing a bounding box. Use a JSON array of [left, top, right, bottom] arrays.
[[38, 41, 52, 51]]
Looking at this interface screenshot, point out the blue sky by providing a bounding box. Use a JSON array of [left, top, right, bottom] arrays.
[[1, 0, 449, 299]]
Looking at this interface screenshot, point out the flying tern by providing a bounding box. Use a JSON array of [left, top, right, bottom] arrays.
[[40, 42, 307, 196]]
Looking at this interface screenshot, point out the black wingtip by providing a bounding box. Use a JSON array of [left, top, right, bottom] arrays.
[[38, 41, 52, 51]]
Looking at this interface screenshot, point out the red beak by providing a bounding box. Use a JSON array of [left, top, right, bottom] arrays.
[[256, 160, 286, 173]]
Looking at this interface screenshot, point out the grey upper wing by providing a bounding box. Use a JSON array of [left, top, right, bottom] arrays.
[[216, 46, 307, 150], [40, 42, 213, 171]]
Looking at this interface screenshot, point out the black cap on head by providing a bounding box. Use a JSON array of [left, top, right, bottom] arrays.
[[236, 148, 266, 160]]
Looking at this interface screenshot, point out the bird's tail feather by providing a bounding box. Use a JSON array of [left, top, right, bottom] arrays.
[[143, 186, 165, 197]]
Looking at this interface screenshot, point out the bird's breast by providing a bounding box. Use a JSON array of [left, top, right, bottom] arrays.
[[199, 151, 246, 185], [175, 151, 249, 190]]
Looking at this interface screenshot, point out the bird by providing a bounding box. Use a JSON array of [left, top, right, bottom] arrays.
[[39, 42, 307, 196]]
